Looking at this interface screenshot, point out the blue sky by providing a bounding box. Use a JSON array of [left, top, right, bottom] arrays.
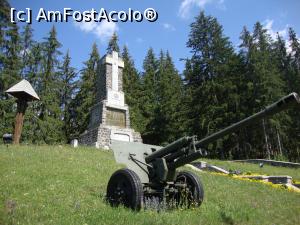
[[9, 0, 300, 74]]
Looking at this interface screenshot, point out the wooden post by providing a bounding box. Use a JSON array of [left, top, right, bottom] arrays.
[[13, 99, 28, 144]]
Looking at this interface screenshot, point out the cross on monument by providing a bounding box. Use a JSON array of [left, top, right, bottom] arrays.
[[106, 51, 124, 91]]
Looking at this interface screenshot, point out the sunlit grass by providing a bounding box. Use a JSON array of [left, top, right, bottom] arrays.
[[0, 145, 299, 225]]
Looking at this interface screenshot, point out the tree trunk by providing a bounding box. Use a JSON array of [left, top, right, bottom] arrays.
[[262, 119, 270, 159], [276, 128, 283, 156], [13, 100, 28, 144]]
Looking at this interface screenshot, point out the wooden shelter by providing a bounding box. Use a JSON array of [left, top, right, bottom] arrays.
[[5, 79, 39, 144]]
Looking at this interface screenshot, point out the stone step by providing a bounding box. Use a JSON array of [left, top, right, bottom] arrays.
[[241, 175, 292, 184], [268, 176, 292, 184], [190, 162, 229, 174]]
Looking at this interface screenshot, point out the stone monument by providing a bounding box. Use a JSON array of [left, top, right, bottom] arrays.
[[79, 51, 142, 148]]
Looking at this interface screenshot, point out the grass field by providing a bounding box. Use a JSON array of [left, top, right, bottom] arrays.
[[0, 145, 299, 225]]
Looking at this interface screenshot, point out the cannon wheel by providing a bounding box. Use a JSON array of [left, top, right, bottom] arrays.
[[106, 168, 143, 210], [174, 171, 204, 207]]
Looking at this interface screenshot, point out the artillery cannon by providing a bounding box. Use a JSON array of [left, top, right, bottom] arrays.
[[106, 93, 300, 210]]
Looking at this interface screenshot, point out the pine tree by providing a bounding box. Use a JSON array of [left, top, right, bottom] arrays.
[[273, 34, 289, 79], [157, 51, 184, 144], [142, 50, 166, 144], [140, 48, 159, 143], [107, 32, 120, 53], [71, 43, 100, 137], [0, 0, 22, 142], [0, 0, 11, 75], [283, 28, 300, 161], [0, 8, 22, 92], [20, 24, 35, 79], [239, 22, 286, 159], [121, 46, 143, 132], [184, 11, 241, 158], [139, 49, 184, 145], [59, 50, 78, 142], [288, 28, 300, 93], [20, 35, 43, 143], [36, 26, 64, 144]]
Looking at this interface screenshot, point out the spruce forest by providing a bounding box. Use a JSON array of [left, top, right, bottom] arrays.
[[1, 1, 300, 162]]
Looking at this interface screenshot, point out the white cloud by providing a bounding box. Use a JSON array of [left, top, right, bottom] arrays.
[[162, 23, 176, 31], [74, 20, 118, 43], [178, 0, 225, 19], [263, 19, 291, 52], [263, 19, 288, 40]]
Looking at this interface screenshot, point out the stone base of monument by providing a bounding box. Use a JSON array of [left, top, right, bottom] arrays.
[[79, 124, 142, 149]]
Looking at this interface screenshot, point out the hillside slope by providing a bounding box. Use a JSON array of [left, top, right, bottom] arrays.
[[0, 146, 299, 225]]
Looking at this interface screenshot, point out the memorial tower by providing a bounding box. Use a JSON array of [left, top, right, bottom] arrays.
[[79, 51, 142, 148]]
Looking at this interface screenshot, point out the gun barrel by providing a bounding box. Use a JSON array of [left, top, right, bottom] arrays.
[[195, 92, 300, 148], [145, 136, 193, 163], [169, 151, 203, 169]]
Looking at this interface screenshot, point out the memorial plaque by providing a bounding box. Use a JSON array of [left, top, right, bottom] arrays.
[[107, 89, 124, 106], [111, 132, 130, 142], [106, 108, 126, 128]]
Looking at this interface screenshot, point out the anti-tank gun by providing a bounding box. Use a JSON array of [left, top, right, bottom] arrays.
[[106, 93, 300, 210]]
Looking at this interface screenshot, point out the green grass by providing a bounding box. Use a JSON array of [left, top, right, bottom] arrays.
[[0, 145, 299, 225]]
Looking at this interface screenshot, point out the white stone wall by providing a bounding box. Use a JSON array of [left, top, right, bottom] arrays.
[[79, 124, 142, 149]]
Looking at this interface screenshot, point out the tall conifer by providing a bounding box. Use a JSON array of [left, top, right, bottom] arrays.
[[0, 0, 22, 141], [59, 50, 78, 142], [107, 32, 120, 53], [71, 43, 100, 137], [37, 26, 64, 143], [184, 11, 240, 158], [140, 48, 159, 143], [122, 46, 143, 132]]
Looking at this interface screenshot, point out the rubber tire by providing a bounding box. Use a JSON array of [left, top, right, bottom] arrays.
[[175, 171, 204, 207], [106, 168, 143, 210]]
